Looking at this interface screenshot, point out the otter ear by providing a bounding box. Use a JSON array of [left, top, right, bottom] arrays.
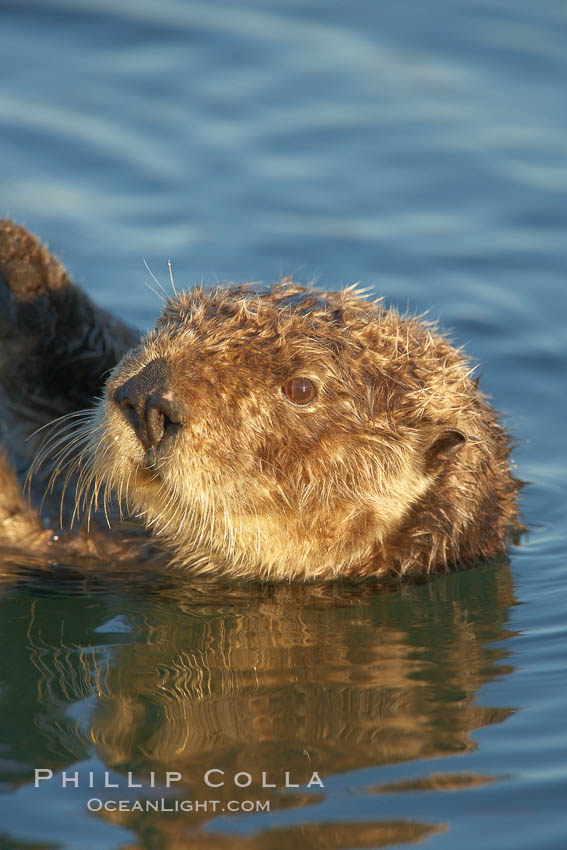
[[424, 428, 467, 471]]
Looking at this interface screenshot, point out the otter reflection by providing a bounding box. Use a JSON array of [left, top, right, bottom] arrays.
[[0, 562, 516, 848]]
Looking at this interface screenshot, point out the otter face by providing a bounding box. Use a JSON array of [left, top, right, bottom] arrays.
[[87, 282, 472, 580]]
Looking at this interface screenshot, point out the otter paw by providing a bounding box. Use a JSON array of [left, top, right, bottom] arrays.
[[0, 219, 69, 302]]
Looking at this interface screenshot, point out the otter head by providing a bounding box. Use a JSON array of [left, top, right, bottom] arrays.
[[88, 281, 475, 580]]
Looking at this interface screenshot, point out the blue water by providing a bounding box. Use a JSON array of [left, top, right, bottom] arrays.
[[1, 1, 566, 848]]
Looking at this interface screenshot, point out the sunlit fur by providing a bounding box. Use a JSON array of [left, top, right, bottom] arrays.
[[71, 280, 520, 581]]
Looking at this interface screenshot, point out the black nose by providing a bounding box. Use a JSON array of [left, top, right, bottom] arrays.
[[113, 358, 182, 452]]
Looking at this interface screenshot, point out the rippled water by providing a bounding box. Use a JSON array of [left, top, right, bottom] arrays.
[[1, 1, 566, 848]]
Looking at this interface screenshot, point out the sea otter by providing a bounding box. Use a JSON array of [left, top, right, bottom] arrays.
[[0, 220, 521, 580]]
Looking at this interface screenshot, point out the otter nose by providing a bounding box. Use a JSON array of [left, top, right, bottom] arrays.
[[113, 358, 182, 452]]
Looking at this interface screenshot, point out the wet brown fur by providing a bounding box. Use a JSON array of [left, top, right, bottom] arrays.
[[0, 220, 521, 581]]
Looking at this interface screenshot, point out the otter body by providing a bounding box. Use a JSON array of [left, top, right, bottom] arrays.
[[0, 221, 521, 581]]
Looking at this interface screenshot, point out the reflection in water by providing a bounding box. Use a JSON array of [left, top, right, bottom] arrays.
[[0, 561, 516, 848]]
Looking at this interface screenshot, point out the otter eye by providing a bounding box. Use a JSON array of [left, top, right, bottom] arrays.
[[283, 377, 316, 406]]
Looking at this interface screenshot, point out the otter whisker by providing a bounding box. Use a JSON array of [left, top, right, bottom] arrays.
[[32, 429, 92, 518], [26, 413, 95, 490], [27, 408, 95, 441], [60, 454, 90, 529], [167, 259, 178, 299], [149, 482, 183, 537], [143, 258, 169, 301], [77, 457, 100, 527]]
